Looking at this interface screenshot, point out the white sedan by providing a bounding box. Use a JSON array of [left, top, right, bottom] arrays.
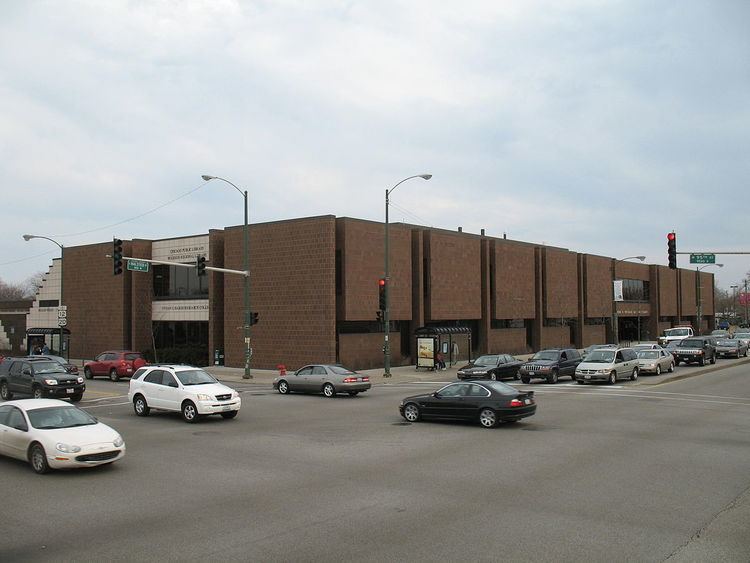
[[0, 399, 125, 474]]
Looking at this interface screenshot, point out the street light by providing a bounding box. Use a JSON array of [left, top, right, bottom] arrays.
[[23, 234, 65, 359], [611, 256, 647, 344], [384, 174, 432, 377], [201, 175, 252, 379], [696, 263, 723, 335], [730, 284, 739, 323]]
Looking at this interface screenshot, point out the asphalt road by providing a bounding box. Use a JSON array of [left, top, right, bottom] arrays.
[[1, 365, 749, 562]]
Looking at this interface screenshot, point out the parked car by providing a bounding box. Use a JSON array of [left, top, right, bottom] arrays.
[[37, 354, 79, 375], [84, 351, 147, 381], [128, 365, 241, 422], [710, 329, 731, 339], [632, 343, 664, 351], [715, 339, 748, 359], [456, 354, 522, 381], [0, 357, 85, 402], [635, 349, 675, 375], [0, 399, 125, 474], [732, 332, 750, 347], [673, 337, 716, 366], [273, 364, 371, 397], [658, 326, 694, 347], [575, 347, 639, 384], [399, 380, 536, 428], [518, 348, 582, 384]]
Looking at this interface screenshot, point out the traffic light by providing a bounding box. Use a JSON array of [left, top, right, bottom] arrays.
[[378, 278, 386, 311], [113, 238, 123, 275], [196, 255, 207, 276], [250, 312, 259, 326], [667, 232, 677, 269]]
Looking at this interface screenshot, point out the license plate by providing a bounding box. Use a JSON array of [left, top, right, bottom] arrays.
[[585, 375, 591, 380], [524, 399, 531, 405], [66, 388, 75, 394], [220, 406, 231, 411]]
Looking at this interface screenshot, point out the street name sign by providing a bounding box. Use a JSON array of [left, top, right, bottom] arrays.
[[689, 253, 715, 264], [127, 259, 150, 272]]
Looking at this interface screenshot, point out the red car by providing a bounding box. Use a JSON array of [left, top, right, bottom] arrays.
[[84, 351, 147, 381]]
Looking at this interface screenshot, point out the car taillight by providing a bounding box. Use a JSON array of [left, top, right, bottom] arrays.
[[343, 377, 357, 383], [509, 399, 524, 407], [362, 376, 369, 382], [120, 360, 127, 366]]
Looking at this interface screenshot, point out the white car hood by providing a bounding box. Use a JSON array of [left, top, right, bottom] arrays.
[[183, 382, 235, 396], [577, 361, 615, 371], [35, 423, 120, 446]]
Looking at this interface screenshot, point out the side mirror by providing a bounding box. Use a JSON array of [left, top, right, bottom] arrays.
[[22, 368, 32, 376], [431, 392, 440, 398]]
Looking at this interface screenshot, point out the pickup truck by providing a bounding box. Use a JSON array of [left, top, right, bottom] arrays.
[[658, 326, 694, 347]]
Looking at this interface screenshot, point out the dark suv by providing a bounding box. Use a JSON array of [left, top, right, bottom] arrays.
[[0, 357, 86, 402], [673, 337, 716, 366], [518, 348, 582, 384]]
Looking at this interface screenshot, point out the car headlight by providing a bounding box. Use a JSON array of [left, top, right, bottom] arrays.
[[56, 442, 81, 453], [597, 369, 608, 374], [77, 377, 84, 384], [113, 435, 124, 448], [43, 379, 58, 385], [197, 393, 213, 401], [231, 391, 240, 399]]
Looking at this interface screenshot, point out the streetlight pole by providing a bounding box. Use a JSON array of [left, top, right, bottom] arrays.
[[696, 263, 723, 335], [202, 175, 252, 379], [730, 285, 738, 323], [611, 255, 646, 344], [384, 174, 432, 377], [23, 235, 65, 359]]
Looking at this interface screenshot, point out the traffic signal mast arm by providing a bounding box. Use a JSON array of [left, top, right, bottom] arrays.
[[105, 254, 249, 276]]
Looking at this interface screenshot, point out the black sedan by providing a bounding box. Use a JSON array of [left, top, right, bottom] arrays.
[[399, 380, 536, 428], [456, 354, 522, 381]]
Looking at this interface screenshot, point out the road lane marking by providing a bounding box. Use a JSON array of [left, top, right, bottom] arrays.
[[83, 401, 130, 408]]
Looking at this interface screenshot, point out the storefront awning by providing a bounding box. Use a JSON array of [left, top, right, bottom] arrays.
[[414, 326, 472, 335], [26, 327, 71, 335]]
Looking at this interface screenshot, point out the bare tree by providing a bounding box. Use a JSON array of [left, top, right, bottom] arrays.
[[23, 271, 45, 298], [0, 278, 26, 301]]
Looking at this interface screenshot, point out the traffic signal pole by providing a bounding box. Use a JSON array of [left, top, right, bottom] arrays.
[[106, 254, 248, 276]]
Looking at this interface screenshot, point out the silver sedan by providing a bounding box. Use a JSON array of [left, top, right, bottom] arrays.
[[636, 349, 675, 375], [715, 339, 749, 359], [273, 364, 372, 397]]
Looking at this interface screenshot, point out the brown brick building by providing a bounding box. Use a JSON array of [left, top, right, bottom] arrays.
[[43, 215, 714, 370]]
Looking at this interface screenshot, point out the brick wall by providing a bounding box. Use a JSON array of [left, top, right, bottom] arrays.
[[615, 261, 650, 280], [336, 218, 412, 321], [65, 242, 130, 360], [338, 332, 402, 371], [130, 240, 153, 355], [584, 255, 611, 318], [658, 267, 678, 317], [540, 326, 573, 349], [487, 328, 528, 354], [582, 325, 607, 346], [425, 231, 481, 320], [223, 216, 337, 370], [493, 241, 536, 319], [680, 269, 697, 316], [544, 248, 579, 319], [699, 271, 714, 315]]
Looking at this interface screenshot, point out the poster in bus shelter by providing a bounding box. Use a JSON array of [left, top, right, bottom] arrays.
[[417, 337, 436, 369]]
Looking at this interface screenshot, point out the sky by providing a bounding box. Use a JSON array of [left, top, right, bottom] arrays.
[[1, 0, 748, 291]]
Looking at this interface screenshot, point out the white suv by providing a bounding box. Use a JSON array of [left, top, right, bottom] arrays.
[[128, 365, 241, 423]]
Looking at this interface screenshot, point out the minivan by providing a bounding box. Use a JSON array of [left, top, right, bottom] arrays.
[[574, 347, 639, 385]]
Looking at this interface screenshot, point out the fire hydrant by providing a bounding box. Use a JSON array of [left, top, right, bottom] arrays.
[[276, 364, 286, 376]]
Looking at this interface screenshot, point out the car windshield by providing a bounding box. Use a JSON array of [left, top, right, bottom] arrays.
[[473, 355, 499, 366], [483, 381, 517, 395], [175, 369, 217, 385], [27, 406, 97, 429], [633, 345, 653, 350], [32, 361, 66, 374], [680, 339, 704, 347], [734, 333, 750, 338], [531, 351, 559, 361], [329, 366, 356, 375], [711, 331, 728, 336], [584, 350, 615, 363], [665, 329, 690, 337], [637, 350, 660, 359], [666, 341, 682, 349], [717, 339, 737, 346]]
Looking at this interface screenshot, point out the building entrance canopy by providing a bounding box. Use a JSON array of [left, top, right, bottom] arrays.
[[27, 327, 71, 335]]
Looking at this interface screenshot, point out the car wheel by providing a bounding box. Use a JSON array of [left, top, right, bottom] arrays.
[[608, 372, 616, 385], [277, 380, 289, 394], [109, 368, 120, 382], [514, 371, 520, 381], [547, 370, 559, 384], [490, 372, 498, 381], [668, 362, 675, 373], [630, 368, 638, 381], [84, 367, 93, 380], [577, 379, 585, 385], [32, 386, 44, 399], [0, 381, 13, 400], [29, 443, 49, 474], [699, 356, 705, 366], [348, 391, 360, 396], [181, 400, 199, 423], [521, 377, 530, 384], [655, 365, 661, 376], [220, 411, 238, 419], [674, 359, 680, 366], [478, 408, 497, 428], [322, 383, 336, 398], [403, 403, 421, 422], [69, 394, 83, 403], [710, 354, 716, 365], [133, 395, 150, 417]]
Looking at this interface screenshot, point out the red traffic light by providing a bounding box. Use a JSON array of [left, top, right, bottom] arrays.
[[378, 279, 386, 286], [667, 232, 675, 241]]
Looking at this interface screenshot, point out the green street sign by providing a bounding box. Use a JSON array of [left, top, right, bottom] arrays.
[[127, 259, 150, 272], [689, 253, 715, 264]]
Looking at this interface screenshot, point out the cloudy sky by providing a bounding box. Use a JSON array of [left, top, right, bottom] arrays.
[[1, 0, 748, 290]]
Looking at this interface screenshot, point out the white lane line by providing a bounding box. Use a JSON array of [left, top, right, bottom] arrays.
[[526, 389, 750, 407], [83, 401, 130, 408], [81, 395, 128, 403]]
